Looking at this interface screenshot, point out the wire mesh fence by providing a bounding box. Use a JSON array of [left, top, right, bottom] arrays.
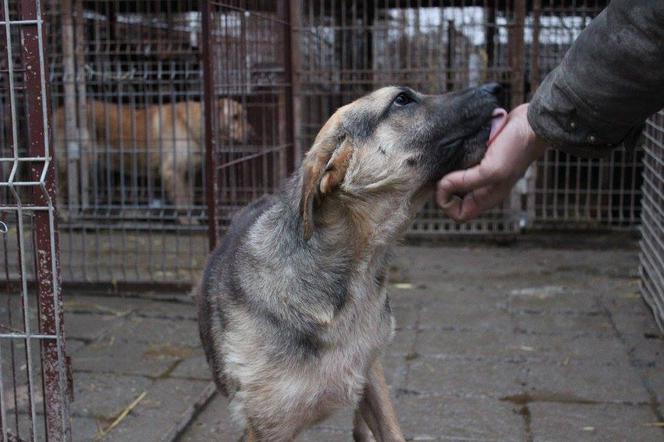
[[2, 0, 651, 287], [1, 0, 72, 439], [291, 0, 641, 237], [202, 0, 294, 245], [641, 110, 664, 330], [45, 0, 210, 285], [527, 0, 643, 230], [292, 0, 529, 236]]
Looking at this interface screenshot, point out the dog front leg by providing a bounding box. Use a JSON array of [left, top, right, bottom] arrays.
[[161, 161, 196, 224], [353, 408, 376, 442], [356, 360, 405, 442]]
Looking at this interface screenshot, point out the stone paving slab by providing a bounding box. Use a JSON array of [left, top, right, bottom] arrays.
[[512, 312, 616, 338], [65, 313, 127, 341], [169, 352, 209, 380], [418, 302, 514, 332], [528, 403, 662, 442], [54, 242, 663, 441], [71, 372, 152, 418], [406, 356, 526, 399], [396, 394, 525, 441], [522, 360, 651, 404], [108, 316, 201, 348], [66, 295, 197, 320], [507, 285, 603, 313], [73, 337, 181, 377], [103, 379, 210, 442], [179, 394, 241, 442]]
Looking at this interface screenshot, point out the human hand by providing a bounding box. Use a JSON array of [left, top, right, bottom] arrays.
[[436, 103, 548, 221]]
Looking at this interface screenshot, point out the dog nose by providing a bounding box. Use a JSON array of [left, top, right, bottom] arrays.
[[479, 83, 502, 96]]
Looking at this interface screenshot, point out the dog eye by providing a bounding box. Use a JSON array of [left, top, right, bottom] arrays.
[[393, 92, 415, 107]]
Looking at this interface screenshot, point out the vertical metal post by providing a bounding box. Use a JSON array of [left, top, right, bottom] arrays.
[[21, 0, 71, 439], [280, 0, 296, 174], [201, 0, 217, 250], [288, 0, 303, 165], [74, 0, 90, 209], [485, 1, 496, 74], [446, 20, 454, 91], [530, 0, 542, 94], [508, 0, 526, 106], [61, 0, 80, 213], [527, 0, 542, 225]]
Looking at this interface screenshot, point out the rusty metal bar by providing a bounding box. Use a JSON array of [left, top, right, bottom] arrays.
[[509, 0, 526, 106], [21, 0, 71, 439], [202, 0, 218, 250], [61, 0, 80, 213], [280, 0, 296, 174], [74, 0, 90, 209], [289, 0, 303, 164], [530, 0, 542, 95]]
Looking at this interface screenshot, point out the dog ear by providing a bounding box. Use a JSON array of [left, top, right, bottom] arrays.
[[299, 108, 354, 240], [319, 139, 354, 195]]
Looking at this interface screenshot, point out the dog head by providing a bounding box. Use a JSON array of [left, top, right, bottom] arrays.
[[218, 98, 252, 143], [299, 84, 507, 240]]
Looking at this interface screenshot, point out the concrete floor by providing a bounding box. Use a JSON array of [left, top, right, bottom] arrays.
[[59, 241, 664, 441]]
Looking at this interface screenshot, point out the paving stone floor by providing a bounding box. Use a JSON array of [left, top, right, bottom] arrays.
[[59, 241, 663, 441]]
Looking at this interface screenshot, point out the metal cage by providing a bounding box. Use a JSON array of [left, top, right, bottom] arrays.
[[291, 0, 637, 237], [292, 0, 528, 236], [641, 110, 664, 330], [6, 1, 649, 288], [202, 0, 295, 246], [1, 0, 72, 439], [44, 0, 210, 285]]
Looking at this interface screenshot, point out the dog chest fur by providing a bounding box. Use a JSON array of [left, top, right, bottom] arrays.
[[199, 195, 395, 438]]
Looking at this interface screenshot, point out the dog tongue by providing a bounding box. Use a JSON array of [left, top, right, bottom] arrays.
[[487, 108, 508, 146]]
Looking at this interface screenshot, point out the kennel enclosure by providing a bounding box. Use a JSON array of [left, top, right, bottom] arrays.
[[20, 0, 647, 288], [0, 0, 657, 303]]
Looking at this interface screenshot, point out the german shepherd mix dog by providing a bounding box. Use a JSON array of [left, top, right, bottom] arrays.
[[197, 84, 507, 441], [53, 99, 250, 223]]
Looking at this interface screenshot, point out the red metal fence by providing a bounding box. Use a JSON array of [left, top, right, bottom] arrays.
[[0, 0, 71, 439], [0, 1, 649, 283], [202, 0, 295, 246]]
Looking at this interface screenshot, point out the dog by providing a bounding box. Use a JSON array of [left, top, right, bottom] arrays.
[[197, 84, 507, 441], [53, 98, 251, 223]]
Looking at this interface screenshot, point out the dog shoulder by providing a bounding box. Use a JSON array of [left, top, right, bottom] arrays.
[[202, 195, 277, 290]]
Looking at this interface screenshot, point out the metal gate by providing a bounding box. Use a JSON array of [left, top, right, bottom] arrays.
[[641, 110, 664, 330], [1, 0, 71, 439]]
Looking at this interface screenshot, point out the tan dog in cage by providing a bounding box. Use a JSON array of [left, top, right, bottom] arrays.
[[196, 84, 507, 441], [53, 98, 251, 223]]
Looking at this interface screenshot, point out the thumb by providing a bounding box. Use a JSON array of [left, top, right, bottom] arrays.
[[436, 163, 498, 208]]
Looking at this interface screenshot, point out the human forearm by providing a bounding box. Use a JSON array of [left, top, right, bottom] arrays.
[[528, 0, 664, 157]]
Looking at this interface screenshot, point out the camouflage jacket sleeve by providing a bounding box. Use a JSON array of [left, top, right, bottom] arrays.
[[527, 0, 664, 158]]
